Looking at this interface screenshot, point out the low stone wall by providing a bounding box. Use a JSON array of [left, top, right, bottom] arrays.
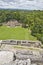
[[0, 40, 41, 47]]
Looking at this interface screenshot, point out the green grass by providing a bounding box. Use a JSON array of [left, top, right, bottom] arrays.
[[0, 26, 37, 40]]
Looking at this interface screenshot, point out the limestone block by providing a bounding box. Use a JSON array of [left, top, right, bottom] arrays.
[[0, 51, 14, 65]]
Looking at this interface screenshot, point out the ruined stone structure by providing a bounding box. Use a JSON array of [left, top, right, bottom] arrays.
[[0, 50, 43, 65], [0, 40, 42, 65], [0, 40, 41, 48], [3, 20, 22, 27]]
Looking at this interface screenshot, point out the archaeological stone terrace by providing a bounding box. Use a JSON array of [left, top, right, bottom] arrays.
[[0, 50, 43, 65], [0, 40, 41, 47], [0, 40, 43, 65]]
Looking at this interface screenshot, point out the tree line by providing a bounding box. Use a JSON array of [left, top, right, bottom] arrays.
[[0, 10, 43, 43]]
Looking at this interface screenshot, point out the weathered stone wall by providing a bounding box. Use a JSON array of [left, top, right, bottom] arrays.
[[2, 59, 37, 65], [16, 50, 43, 63], [0, 40, 42, 65], [2, 50, 43, 65], [15, 50, 43, 65], [0, 40, 41, 47]]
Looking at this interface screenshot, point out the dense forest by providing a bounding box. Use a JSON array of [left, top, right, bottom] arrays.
[[0, 10, 43, 43]]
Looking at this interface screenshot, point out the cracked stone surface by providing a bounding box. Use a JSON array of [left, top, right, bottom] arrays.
[[0, 45, 43, 65], [0, 51, 14, 65]]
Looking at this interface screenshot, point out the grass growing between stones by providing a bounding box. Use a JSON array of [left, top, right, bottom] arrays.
[[13, 45, 42, 51], [0, 26, 37, 40]]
